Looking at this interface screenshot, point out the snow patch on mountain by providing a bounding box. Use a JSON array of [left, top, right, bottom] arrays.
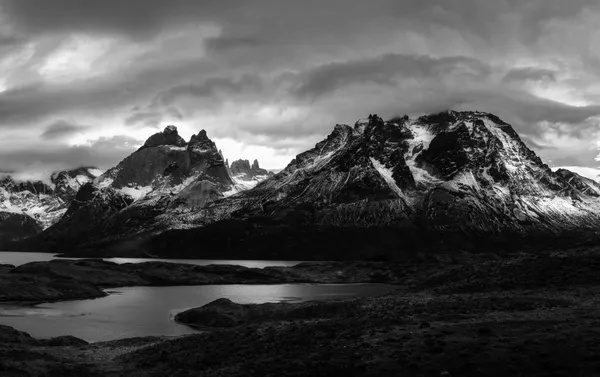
[[312, 151, 336, 171], [76, 175, 91, 185], [56, 174, 92, 196], [190, 111, 600, 237], [481, 117, 525, 173], [448, 171, 481, 191], [96, 178, 114, 189], [223, 175, 267, 197], [188, 146, 213, 153], [411, 164, 442, 188], [0, 167, 103, 230], [1, 199, 22, 214], [120, 186, 154, 201], [88, 168, 103, 177], [404, 124, 440, 189], [408, 124, 436, 150], [370, 157, 411, 203]]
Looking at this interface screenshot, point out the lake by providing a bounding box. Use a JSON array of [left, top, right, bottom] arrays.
[[0, 284, 397, 343], [0, 252, 394, 343], [0, 251, 302, 268]]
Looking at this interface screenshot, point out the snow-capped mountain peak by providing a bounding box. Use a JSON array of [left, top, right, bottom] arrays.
[[0, 166, 103, 230], [16, 126, 274, 250], [12, 111, 600, 258], [200, 111, 600, 235]]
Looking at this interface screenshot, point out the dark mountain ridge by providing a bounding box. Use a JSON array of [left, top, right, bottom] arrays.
[[8, 111, 600, 259], [139, 111, 600, 260], [6, 126, 273, 253]]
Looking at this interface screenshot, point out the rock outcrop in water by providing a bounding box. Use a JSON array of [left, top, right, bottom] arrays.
[[175, 297, 359, 328]]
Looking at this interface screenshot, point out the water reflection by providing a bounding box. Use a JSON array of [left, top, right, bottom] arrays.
[[0, 284, 396, 342], [0, 251, 302, 268]]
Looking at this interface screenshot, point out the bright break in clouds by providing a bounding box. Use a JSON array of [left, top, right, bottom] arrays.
[[1, 0, 600, 180]]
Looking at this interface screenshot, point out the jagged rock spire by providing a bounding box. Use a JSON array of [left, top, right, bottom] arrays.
[[230, 159, 251, 176], [230, 158, 272, 179], [190, 129, 211, 144], [140, 125, 186, 150]]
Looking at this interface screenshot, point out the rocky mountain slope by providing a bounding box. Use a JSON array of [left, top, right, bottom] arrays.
[[0, 212, 42, 246], [94, 126, 233, 199], [12, 111, 600, 259], [238, 111, 600, 229], [0, 167, 102, 243], [10, 126, 272, 253], [50, 166, 103, 203], [141, 111, 600, 259]]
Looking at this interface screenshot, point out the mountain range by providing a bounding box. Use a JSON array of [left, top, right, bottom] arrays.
[[4, 111, 600, 260], [0, 167, 103, 245], [1, 167, 102, 225], [0, 126, 272, 247]]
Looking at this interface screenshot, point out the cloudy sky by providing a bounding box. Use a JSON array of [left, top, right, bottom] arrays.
[[2, 0, 600, 181]]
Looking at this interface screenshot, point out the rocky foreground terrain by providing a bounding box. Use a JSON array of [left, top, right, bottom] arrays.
[[3, 249, 600, 376]]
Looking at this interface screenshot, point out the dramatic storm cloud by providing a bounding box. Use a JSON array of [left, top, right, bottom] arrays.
[[1, 0, 600, 179]]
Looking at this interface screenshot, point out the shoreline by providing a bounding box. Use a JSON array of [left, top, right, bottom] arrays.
[[0, 258, 415, 304], [3, 250, 600, 375], [0, 250, 308, 266], [0, 281, 397, 308], [121, 253, 600, 375], [2, 283, 600, 375]]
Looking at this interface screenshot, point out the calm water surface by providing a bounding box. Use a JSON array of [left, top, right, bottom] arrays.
[[0, 252, 391, 343], [0, 251, 302, 268], [0, 284, 396, 343]]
